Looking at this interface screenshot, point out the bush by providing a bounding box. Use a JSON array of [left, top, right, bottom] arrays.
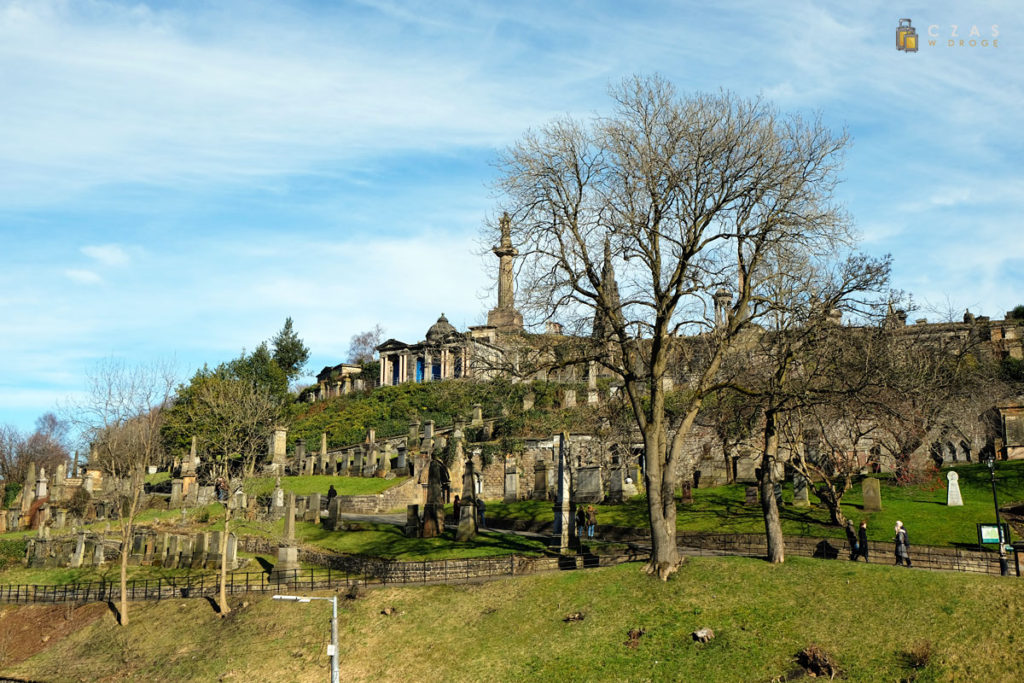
[[66, 487, 91, 519], [0, 539, 27, 571]]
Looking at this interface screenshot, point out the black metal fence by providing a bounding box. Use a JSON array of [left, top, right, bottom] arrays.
[[675, 531, 1022, 576]]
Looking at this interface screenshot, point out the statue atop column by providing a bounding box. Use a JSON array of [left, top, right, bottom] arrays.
[[487, 212, 524, 331]]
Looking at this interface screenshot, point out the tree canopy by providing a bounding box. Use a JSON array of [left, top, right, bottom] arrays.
[[271, 317, 310, 380]]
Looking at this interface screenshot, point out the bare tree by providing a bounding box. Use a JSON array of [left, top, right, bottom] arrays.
[[176, 373, 282, 615], [347, 325, 385, 364], [492, 76, 854, 577], [68, 359, 175, 626], [0, 413, 72, 487]]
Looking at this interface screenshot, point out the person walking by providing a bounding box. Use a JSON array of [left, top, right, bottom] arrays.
[[858, 520, 870, 562], [586, 505, 597, 539], [894, 520, 911, 567], [476, 497, 486, 528], [574, 506, 587, 550], [326, 484, 337, 503]]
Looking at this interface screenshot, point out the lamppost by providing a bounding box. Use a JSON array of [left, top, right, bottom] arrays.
[[273, 594, 339, 682], [985, 456, 1010, 576]]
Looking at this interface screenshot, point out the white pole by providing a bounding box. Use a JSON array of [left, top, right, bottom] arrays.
[[331, 595, 339, 683]]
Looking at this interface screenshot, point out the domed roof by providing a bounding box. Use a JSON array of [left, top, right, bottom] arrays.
[[425, 313, 457, 343]]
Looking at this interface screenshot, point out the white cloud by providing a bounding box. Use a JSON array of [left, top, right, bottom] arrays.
[[81, 243, 130, 266], [64, 268, 102, 284]]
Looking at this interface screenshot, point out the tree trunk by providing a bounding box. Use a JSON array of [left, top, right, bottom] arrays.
[[761, 411, 785, 563], [644, 429, 680, 580], [219, 507, 231, 615], [723, 441, 734, 485], [119, 528, 130, 625]]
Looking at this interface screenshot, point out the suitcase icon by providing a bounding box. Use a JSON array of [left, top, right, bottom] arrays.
[[897, 18, 918, 52]]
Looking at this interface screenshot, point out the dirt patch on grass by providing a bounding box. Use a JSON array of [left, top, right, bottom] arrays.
[[0, 602, 108, 668]]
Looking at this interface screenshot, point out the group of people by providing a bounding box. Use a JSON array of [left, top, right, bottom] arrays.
[[575, 505, 597, 540], [848, 519, 912, 567]]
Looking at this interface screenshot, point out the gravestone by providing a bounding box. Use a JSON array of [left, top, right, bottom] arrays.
[[680, 481, 693, 505], [294, 438, 306, 474], [272, 478, 285, 510], [408, 420, 420, 453], [327, 496, 343, 531], [862, 477, 882, 511], [422, 420, 435, 453], [532, 460, 552, 500], [793, 473, 810, 507], [170, 479, 183, 508], [522, 391, 535, 410], [457, 458, 478, 541], [574, 465, 604, 503], [70, 532, 86, 568], [504, 458, 519, 503], [274, 494, 300, 578], [396, 447, 408, 474], [472, 403, 484, 426], [744, 486, 759, 506], [166, 535, 180, 568], [284, 493, 296, 542], [269, 426, 288, 468], [35, 467, 48, 500], [419, 458, 446, 538], [404, 504, 420, 537], [456, 502, 478, 542], [607, 467, 638, 503], [946, 470, 963, 506], [561, 389, 576, 408], [353, 447, 364, 476], [308, 493, 322, 523]]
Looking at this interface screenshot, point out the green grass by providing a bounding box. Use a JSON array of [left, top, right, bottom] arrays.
[[144, 470, 171, 487], [492, 460, 1024, 549], [4, 557, 1024, 681], [243, 474, 406, 498], [228, 517, 547, 560]]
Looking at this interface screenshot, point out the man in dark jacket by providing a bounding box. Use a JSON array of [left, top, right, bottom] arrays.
[[858, 520, 870, 562]]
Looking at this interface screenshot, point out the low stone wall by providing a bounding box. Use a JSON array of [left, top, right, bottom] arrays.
[[333, 477, 421, 514]]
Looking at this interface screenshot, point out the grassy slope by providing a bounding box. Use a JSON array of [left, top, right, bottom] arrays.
[[244, 474, 406, 497], [4, 557, 1024, 682], [492, 460, 1024, 548]]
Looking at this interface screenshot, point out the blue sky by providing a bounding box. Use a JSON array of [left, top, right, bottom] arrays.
[[1, 0, 1021, 433]]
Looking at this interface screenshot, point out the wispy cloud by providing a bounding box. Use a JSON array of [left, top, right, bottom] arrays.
[[81, 244, 131, 266], [64, 268, 102, 284]]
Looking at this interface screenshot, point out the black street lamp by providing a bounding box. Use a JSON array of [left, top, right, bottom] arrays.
[[985, 455, 1010, 576]]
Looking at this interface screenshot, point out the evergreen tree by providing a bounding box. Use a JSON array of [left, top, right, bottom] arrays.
[[230, 342, 289, 399], [271, 317, 310, 380]]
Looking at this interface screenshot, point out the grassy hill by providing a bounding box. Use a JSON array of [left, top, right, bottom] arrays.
[[2, 556, 1023, 681], [286, 377, 601, 449]]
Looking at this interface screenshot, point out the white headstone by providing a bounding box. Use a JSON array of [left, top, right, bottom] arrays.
[[946, 470, 963, 506]]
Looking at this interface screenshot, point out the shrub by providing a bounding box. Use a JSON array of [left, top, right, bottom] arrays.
[[66, 487, 91, 519]]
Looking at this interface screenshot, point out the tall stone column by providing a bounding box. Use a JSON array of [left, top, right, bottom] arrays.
[[554, 432, 571, 553], [486, 212, 524, 331]]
